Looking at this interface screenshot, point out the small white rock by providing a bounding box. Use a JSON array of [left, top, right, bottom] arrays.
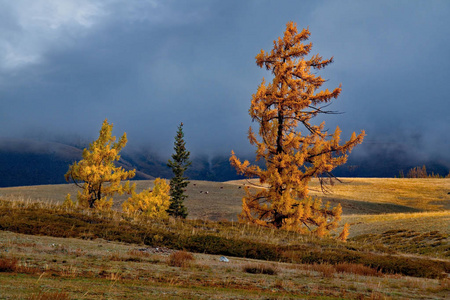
[[219, 256, 229, 262]]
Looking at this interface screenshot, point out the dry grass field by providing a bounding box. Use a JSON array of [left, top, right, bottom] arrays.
[[0, 178, 449, 299], [1, 178, 448, 235], [1, 230, 448, 299], [1, 177, 449, 214], [227, 177, 450, 211]]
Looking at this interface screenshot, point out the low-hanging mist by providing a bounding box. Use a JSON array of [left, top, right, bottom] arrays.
[[0, 1, 449, 186]]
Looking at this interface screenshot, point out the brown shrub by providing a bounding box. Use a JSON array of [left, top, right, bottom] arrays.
[[107, 252, 143, 262], [335, 263, 382, 277], [304, 262, 381, 278], [127, 249, 152, 258], [441, 278, 450, 291], [108, 253, 122, 261], [168, 250, 195, 268], [17, 264, 41, 275], [0, 257, 18, 272], [306, 263, 336, 278], [243, 263, 278, 275]]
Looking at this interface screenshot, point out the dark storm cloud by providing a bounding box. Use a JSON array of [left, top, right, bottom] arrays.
[[0, 0, 449, 161], [307, 1, 450, 161]]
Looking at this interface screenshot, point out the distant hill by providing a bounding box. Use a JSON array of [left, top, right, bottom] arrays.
[[0, 139, 153, 187], [0, 138, 448, 187], [0, 139, 81, 187], [0, 138, 245, 187]]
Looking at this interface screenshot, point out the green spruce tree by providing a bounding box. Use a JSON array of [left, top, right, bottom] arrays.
[[167, 122, 191, 218]]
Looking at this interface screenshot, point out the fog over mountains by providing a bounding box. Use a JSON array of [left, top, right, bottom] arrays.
[[0, 138, 242, 187], [0, 137, 448, 188], [0, 1, 449, 185]]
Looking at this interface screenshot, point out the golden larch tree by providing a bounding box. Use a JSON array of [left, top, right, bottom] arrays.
[[122, 178, 170, 218], [65, 119, 135, 210], [230, 22, 365, 236]]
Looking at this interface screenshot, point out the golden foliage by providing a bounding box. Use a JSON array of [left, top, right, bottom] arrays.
[[231, 22, 364, 235], [61, 193, 75, 209], [65, 119, 135, 209], [338, 223, 350, 242], [122, 178, 170, 218], [404, 165, 445, 178]]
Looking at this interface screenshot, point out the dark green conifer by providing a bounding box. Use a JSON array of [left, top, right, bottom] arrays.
[[167, 122, 191, 218]]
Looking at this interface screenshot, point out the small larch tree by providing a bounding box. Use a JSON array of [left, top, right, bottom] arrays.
[[65, 119, 135, 210], [167, 122, 191, 218], [230, 22, 365, 236], [122, 178, 170, 218]]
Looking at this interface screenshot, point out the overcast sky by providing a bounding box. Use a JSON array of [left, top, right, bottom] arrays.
[[0, 0, 449, 161]]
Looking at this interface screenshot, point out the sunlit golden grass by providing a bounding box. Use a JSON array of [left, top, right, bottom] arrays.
[[346, 210, 450, 223], [230, 177, 450, 210], [2, 178, 449, 222], [341, 210, 450, 237], [308, 178, 450, 211], [227, 177, 450, 218]]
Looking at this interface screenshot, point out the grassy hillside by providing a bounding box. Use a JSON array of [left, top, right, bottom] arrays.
[[0, 178, 449, 299], [1, 178, 449, 238], [227, 178, 450, 211], [0, 178, 450, 210], [1, 230, 448, 300], [1, 177, 448, 217]]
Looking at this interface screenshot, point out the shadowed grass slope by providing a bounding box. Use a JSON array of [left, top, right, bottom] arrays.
[[0, 199, 448, 279]]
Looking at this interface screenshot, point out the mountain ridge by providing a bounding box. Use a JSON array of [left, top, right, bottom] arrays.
[[0, 138, 448, 187]]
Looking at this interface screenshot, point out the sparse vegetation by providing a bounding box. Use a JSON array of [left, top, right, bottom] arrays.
[[0, 198, 448, 280], [0, 177, 449, 298], [0, 228, 448, 299], [27, 291, 70, 300]]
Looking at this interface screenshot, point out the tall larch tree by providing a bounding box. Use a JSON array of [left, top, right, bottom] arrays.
[[230, 22, 365, 236], [65, 119, 135, 210], [167, 122, 191, 218]]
